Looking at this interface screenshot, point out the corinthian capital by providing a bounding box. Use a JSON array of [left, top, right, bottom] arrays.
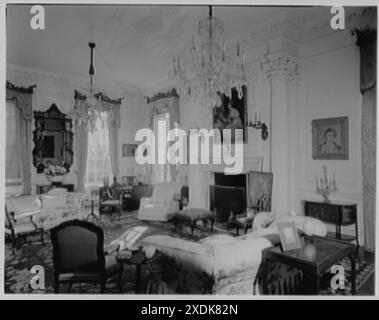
[[262, 55, 301, 83]]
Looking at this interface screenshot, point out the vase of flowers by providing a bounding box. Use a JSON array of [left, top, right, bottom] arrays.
[[44, 164, 67, 184]]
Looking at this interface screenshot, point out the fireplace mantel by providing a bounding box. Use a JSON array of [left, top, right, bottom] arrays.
[[201, 155, 263, 173]]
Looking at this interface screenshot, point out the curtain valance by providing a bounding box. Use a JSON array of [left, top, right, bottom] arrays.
[[355, 29, 377, 93], [74, 90, 123, 128], [6, 81, 36, 121]]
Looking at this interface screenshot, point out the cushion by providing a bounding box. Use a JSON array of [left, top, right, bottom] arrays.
[[67, 193, 86, 209], [6, 195, 42, 215], [271, 215, 327, 237], [252, 212, 276, 231], [199, 234, 237, 246], [41, 193, 67, 209]]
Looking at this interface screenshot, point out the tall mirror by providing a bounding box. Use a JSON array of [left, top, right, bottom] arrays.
[[33, 104, 74, 173]]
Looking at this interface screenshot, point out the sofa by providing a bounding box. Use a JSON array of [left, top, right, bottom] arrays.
[[5, 189, 87, 231], [138, 182, 181, 222], [141, 214, 327, 294]]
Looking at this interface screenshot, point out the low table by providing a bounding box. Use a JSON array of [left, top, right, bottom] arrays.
[[172, 208, 215, 236], [116, 248, 160, 293], [260, 236, 357, 295]]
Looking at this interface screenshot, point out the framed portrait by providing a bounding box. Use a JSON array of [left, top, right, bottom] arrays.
[[122, 144, 137, 157], [312, 117, 349, 160], [278, 222, 303, 251], [212, 85, 247, 144]]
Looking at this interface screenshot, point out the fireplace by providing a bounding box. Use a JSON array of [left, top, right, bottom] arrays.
[[210, 173, 247, 222]]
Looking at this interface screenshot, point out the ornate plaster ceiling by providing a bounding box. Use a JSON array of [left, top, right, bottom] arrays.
[[6, 5, 356, 90]]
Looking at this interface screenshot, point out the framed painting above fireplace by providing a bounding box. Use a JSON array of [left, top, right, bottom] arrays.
[[212, 85, 247, 144]]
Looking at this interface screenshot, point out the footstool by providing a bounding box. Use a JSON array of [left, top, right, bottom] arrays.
[[172, 208, 215, 236]]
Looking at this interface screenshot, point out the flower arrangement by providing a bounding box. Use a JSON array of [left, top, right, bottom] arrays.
[[44, 164, 67, 177], [316, 165, 338, 203]]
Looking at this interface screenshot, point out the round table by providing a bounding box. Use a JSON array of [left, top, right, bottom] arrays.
[[116, 248, 160, 293]]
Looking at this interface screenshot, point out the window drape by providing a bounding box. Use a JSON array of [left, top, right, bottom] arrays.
[[355, 28, 376, 252], [73, 91, 121, 189], [6, 82, 34, 194], [74, 119, 89, 193], [102, 99, 121, 180]]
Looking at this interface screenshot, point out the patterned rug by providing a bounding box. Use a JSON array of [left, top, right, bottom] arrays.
[[320, 257, 375, 295], [256, 255, 375, 295], [4, 211, 374, 295], [4, 211, 222, 294]]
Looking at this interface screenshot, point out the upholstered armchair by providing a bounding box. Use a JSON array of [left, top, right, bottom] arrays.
[[138, 182, 181, 222], [5, 205, 40, 254], [50, 220, 123, 293], [99, 186, 123, 217]]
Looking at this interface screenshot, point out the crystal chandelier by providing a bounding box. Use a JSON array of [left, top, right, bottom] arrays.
[[70, 42, 105, 132], [170, 6, 247, 108]]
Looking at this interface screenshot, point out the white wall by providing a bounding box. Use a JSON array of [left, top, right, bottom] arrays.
[[118, 92, 146, 179], [298, 32, 363, 243]]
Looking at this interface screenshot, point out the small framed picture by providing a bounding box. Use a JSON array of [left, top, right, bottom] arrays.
[[277, 221, 303, 251], [312, 117, 349, 160], [122, 144, 137, 157]]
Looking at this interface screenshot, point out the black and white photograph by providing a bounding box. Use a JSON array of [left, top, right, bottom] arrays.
[[2, 1, 377, 300]]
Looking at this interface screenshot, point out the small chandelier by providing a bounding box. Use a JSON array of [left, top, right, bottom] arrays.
[[170, 6, 247, 108], [70, 42, 105, 132]]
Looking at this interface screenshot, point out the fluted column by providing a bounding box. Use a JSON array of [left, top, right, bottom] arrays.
[[263, 54, 300, 215]]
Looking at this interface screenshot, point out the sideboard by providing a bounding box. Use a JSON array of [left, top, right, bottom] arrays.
[[304, 200, 359, 247]]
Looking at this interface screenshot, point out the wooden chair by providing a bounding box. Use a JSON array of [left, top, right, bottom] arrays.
[[4, 206, 40, 254], [50, 220, 123, 293], [99, 186, 123, 217]]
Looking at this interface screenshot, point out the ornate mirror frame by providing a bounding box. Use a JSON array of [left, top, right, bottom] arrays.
[[32, 104, 74, 173]]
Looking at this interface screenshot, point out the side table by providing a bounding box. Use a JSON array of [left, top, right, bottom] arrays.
[[259, 236, 356, 295], [116, 248, 160, 293]]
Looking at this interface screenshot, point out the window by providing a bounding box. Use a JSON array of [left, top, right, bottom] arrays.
[[6, 100, 22, 187], [153, 112, 171, 183], [85, 112, 112, 188]]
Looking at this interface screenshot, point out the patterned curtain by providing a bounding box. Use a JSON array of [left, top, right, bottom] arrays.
[[355, 29, 376, 252], [147, 89, 180, 183], [6, 82, 35, 194], [73, 93, 89, 193], [103, 100, 121, 179], [74, 119, 89, 193]]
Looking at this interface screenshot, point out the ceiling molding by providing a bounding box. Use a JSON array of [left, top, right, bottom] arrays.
[[6, 63, 138, 96], [241, 7, 374, 48]]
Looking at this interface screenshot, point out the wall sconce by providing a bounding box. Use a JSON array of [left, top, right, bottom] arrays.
[[247, 111, 269, 140]]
